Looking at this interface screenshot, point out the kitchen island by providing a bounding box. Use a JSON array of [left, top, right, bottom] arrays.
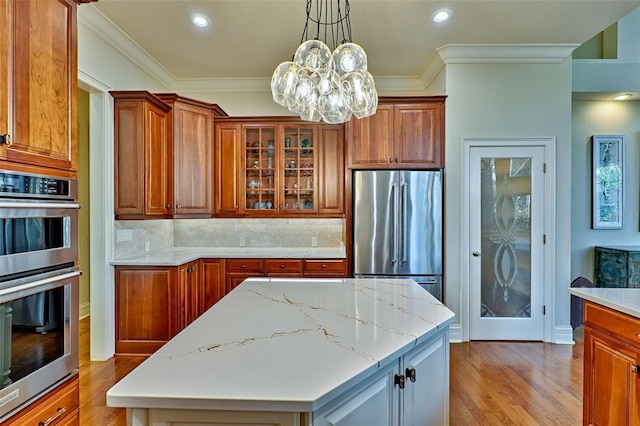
[[107, 277, 455, 426], [569, 288, 640, 425]]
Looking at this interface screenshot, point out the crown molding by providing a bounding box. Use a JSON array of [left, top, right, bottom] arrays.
[[437, 44, 580, 64], [78, 5, 176, 90]]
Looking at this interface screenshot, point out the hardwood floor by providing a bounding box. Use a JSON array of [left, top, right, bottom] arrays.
[[78, 318, 584, 425], [450, 328, 584, 426], [79, 318, 145, 425]]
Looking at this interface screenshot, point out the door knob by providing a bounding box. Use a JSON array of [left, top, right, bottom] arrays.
[[472, 251, 481, 257]]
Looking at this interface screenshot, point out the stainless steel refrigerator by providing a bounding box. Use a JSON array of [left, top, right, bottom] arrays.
[[353, 170, 443, 301]]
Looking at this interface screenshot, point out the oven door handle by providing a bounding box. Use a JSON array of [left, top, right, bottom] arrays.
[[0, 270, 81, 299], [0, 201, 81, 209]]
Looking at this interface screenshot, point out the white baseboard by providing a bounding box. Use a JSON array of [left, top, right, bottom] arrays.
[[553, 325, 575, 345], [79, 302, 90, 320], [449, 324, 463, 343]]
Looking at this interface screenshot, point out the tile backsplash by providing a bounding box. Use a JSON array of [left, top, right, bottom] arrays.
[[114, 218, 344, 259]]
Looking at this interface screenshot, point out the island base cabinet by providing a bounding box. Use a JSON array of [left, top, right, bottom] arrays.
[[129, 408, 304, 426], [315, 330, 449, 426]]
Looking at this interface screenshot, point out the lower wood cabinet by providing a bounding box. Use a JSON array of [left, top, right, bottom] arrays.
[[3, 373, 79, 425], [116, 258, 347, 355], [583, 301, 640, 425]]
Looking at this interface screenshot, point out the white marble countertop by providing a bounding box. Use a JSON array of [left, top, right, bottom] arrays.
[[110, 246, 346, 266], [569, 287, 640, 318], [107, 277, 455, 412]]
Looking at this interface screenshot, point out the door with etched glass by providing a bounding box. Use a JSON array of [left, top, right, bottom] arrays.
[[469, 146, 545, 340]]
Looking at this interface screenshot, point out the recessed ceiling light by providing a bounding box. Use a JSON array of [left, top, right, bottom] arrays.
[[190, 13, 210, 28], [612, 94, 632, 101], [432, 8, 453, 23]]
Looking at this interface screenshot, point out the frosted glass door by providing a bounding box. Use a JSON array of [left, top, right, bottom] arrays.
[[469, 146, 544, 340]]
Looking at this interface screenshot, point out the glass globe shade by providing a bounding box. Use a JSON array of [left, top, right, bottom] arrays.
[[353, 72, 378, 119], [332, 43, 367, 76], [271, 62, 298, 106], [294, 40, 332, 72]]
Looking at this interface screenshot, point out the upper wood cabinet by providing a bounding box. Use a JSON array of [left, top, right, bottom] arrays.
[[156, 94, 224, 217], [346, 97, 445, 169], [112, 91, 226, 219], [112, 91, 172, 219], [214, 117, 344, 218], [0, 0, 84, 177]]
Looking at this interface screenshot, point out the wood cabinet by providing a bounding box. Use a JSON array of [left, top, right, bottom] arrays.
[[303, 259, 347, 277], [583, 301, 640, 425], [3, 373, 79, 425], [0, 0, 85, 177], [112, 91, 172, 219], [346, 97, 445, 170], [199, 259, 225, 315], [113, 91, 226, 219], [177, 260, 199, 332], [116, 258, 346, 355], [224, 258, 347, 292], [156, 94, 225, 217], [115, 266, 177, 355], [214, 118, 344, 217], [225, 258, 264, 293]]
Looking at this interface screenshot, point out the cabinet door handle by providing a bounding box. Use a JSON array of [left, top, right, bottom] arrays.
[[632, 365, 640, 374], [176, 204, 180, 209], [389, 158, 393, 163], [165, 203, 170, 209], [394, 373, 405, 389], [0, 134, 11, 146], [39, 407, 67, 426], [406, 367, 416, 382]]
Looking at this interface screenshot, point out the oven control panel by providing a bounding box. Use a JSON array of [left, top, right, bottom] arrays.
[[0, 170, 77, 199]]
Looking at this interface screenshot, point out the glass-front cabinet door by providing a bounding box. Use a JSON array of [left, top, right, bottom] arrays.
[[241, 124, 317, 215], [242, 126, 277, 214], [282, 126, 316, 213]]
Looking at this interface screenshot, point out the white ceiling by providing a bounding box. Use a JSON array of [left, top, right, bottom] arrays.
[[90, 0, 640, 84]]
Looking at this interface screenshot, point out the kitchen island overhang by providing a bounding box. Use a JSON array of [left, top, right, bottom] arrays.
[[107, 277, 455, 424]]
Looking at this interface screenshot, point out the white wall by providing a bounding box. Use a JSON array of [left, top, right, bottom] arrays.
[[443, 59, 573, 342], [571, 101, 640, 281]]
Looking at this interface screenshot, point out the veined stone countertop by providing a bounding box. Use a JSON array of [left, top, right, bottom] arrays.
[[107, 277, 455, 412], [110, 246, 346, 266], [569, 287, 640, 318]]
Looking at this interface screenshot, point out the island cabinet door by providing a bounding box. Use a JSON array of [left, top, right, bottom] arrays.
[[177, 261, 199, 332], [584, 327, 640, 426], [402, 332, 449, 426], [313, 361, 398, 426]]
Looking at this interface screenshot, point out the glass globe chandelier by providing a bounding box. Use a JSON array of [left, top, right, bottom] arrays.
[[271, 0, 378, 124]]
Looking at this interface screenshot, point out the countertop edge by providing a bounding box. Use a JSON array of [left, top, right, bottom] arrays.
[[110, 247, 347, 266], [569, 288, 640, 319]]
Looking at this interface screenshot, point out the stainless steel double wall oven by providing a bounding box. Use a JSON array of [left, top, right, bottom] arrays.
[[0, 170, 80, 421]]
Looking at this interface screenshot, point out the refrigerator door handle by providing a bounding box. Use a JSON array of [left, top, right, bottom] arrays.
[[391, 183, 398, 264], [400, 182, 408, 263]]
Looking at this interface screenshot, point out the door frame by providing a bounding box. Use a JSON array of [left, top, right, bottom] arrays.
[[461, 137, 556, 342]]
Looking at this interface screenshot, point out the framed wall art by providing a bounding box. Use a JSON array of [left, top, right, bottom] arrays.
[[592, 135, 624, 229]]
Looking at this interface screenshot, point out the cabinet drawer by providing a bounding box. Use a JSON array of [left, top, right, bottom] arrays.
[[225, 259, 263, 272], [304, 259, 347, 275], [5, 374, 79, 425], [264, 259, 303, 274], [584, 301, 640, 347]]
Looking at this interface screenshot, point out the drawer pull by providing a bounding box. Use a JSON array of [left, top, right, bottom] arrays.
[[241, 264, 246, 269], [280, 264, 286, 268], [39, 407, 67, 426], [322, 264, 327, 269], [636, 333, 640, 339]]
